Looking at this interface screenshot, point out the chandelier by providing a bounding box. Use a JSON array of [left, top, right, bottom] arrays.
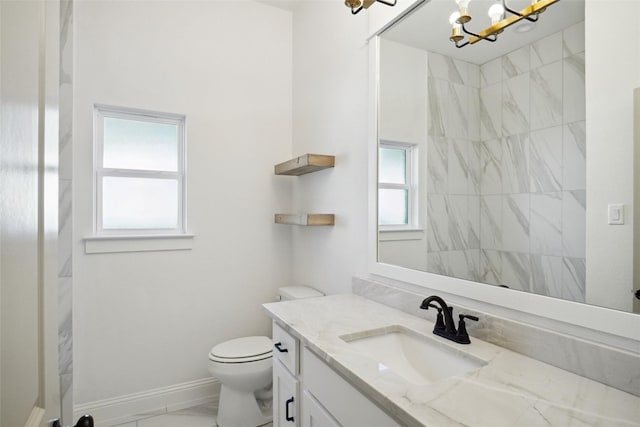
[[449, 0, 560, 48], [345, 0, 397, 15]]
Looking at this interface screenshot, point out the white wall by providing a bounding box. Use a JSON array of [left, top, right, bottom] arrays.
[[290, 2, 370, 295], [585, 1, 640, 312], [73, 1, 293, 404]]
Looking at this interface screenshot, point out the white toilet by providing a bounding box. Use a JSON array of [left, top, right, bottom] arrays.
[[208, 286, 323, 427]]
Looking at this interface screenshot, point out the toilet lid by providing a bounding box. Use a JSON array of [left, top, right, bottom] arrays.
[[209, 336, 273, 363]]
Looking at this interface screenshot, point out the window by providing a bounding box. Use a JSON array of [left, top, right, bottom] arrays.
[[378, 141, 418, 229], [94, 105, 186, 236]]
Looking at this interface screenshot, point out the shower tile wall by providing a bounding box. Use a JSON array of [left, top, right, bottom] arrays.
[[426, 50, 481, 281], [59, 1, 74, 424], [426, 21, 586, 302]]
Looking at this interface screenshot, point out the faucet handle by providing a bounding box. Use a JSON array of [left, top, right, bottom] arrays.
[[455, 314, 479, 344], [432, 305, 446, 332], [460, 314, 479, 322]]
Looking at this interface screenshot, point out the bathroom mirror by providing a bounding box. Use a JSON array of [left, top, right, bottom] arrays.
[[375, 0, 639, 315]]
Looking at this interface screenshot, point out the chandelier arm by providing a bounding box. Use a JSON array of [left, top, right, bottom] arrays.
[[454, 39, 470, 49], [461, 22, 482, 38], [461, 23, 498, 42], [376, 0, 397, 6], [502, 0, 539, 22], [351, 5, 363, 14]]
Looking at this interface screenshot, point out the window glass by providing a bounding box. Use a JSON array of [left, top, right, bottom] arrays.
[[378, 188, 408, 225], [103, 117, 179, 171], [379, 146, 406, 184], [102, 177, 178, 229], [95, 105, 185, 235]]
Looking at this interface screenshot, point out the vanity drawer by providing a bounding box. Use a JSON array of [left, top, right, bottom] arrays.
[[273, 321, 299, 375]]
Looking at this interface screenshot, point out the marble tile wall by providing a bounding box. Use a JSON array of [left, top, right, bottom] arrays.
[[352, 276, 640, 397], [477, 21, 586, 302], [59, 0, 74, 424], [425, 51, 481, 283], [426, 21, 586, 302]]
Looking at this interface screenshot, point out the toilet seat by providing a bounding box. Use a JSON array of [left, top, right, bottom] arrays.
[[209, 336, 272, 364]]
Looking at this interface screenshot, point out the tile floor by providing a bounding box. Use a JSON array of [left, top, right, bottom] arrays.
[[111, 403, 273, 427]]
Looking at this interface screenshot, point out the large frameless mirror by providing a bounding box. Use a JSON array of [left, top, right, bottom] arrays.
[[376, 0, 640, 315]]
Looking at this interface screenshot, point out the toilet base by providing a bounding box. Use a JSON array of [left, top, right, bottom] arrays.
[[216, 384, 273, 427]]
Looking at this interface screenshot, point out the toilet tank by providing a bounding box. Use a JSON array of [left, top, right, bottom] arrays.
[[277, 285, 324, 301]]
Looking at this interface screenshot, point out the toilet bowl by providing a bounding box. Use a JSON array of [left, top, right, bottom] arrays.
[[208, 336, 273, 427], [208, 286, 324, 427]]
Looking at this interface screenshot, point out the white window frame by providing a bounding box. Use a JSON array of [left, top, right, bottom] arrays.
[[378, 140, 419, 231], [93, 104, 187, 236]]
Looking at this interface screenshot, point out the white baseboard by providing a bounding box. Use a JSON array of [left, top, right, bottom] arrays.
[[73, 378, 220, 427]]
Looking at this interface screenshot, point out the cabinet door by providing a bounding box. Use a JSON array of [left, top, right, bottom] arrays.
[[301, 390, 341, 427], [274, 359, 298, 427]]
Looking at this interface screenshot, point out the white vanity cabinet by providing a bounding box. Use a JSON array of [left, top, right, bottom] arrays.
[[272, 322, 401, 427], [301, 347, 400, 427]]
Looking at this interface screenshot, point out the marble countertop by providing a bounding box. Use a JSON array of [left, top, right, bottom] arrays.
[[263, 294, 640, 427]]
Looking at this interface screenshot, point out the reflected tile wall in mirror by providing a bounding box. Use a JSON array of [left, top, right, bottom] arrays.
[[379, 21, 586, 303]]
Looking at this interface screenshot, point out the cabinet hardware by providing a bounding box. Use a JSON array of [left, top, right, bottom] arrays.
[[274, 342, 289, 353], [285, 396, 295, 422]]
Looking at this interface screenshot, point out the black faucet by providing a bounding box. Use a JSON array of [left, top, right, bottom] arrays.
[[419, 295, 478, 344]]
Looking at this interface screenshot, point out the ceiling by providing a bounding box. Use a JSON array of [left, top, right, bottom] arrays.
[[256, 0, 299, 11], [381, 0, 585, 64]]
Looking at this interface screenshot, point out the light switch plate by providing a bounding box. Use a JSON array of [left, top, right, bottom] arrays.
[[608, 204, 624, 225]]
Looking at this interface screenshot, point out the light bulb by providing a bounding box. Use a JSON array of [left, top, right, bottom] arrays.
[[454, 0, 472, 24], [449, 11, 461, 25], [449, 11, 464, 43], [488, 3, 504, 25]]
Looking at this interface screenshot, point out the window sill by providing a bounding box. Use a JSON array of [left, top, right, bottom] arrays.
[[378, 228, 424, 241], [84, 234, 194, 254]]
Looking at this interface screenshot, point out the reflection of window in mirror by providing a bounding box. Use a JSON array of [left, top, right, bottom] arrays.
[[378, 141, 418, 229]]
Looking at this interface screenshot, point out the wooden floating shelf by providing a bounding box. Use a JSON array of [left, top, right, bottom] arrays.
[[274, 214, 335, 226], [275, 154, 335, 176]]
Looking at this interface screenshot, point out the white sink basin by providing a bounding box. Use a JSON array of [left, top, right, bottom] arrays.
[[340, 326, 487, 386]]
